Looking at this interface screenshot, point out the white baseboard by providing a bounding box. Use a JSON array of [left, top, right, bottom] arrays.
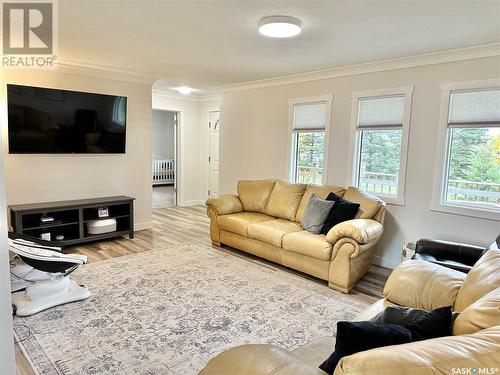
[[134, 222, 153, 231], [373, 255, 399, 270], [179, 200, 205, 207]]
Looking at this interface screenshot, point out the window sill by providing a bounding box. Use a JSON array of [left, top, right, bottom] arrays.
[[369, 194, 405, 207], [430, 203, 500, 221]]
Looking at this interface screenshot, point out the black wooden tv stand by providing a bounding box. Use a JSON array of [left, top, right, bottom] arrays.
[[9, 196, 135, 248]]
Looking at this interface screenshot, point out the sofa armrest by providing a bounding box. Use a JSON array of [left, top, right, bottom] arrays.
[[383, 260, 466, 311], [325, 219, 383, 246], [199, 344, 327, 375], [334, 325, 500, 375], [206, 194, 243, 215], [416, 238, 486, 265]]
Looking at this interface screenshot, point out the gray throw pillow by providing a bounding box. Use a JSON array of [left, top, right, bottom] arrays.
[[370, 306, 428, 325], [300, 194, 335, 234]]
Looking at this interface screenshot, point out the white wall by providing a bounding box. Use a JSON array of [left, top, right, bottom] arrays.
[[152, 110, 175, 160], [2, 70, 153, 230], [0, 74, 16, 375], [219, 56, 500, 268]]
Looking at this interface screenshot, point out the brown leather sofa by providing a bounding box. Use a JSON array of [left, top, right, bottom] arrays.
[[206, 179, 385, 293], [414, 234, 500, 273], [199, 249, 500, 375]]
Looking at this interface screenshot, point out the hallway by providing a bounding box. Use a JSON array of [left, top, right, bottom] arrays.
[[152, 185, 175, 208]]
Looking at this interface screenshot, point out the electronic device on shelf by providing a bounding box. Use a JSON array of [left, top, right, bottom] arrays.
[[40, 215, 55, 223], [97, 207, 109, 218]]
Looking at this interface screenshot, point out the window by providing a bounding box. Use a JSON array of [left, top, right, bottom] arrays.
[[289, 96, 332, 185], [440, 88, 500, 212], [351, 87, 413, 204]]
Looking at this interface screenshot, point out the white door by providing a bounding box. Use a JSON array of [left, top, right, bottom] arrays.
[[208, 111, 220, 197]]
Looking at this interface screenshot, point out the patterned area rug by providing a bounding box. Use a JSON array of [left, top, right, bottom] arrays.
[[14, 243, 368, 375]]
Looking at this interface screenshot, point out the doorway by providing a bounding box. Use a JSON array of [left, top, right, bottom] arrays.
[[208, 111, 220, 197], [152, 109, 179, 208]]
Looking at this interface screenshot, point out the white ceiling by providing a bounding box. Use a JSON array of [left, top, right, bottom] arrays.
[[59, 0, 500, 93]]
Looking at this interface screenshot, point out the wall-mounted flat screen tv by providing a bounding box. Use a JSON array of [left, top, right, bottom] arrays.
[[7, 84, 127, 154]]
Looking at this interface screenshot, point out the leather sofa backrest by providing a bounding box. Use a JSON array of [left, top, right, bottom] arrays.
[[453, 287, 500, 335], [237, 179, 276, 213], [264, 180, 307, 221], [294, 185, 346, 223], [454, 249, 500, 312], [342, 187, 384, 220]]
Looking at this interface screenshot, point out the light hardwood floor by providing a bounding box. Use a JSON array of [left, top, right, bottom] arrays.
[[152, 185, 175, 208], [15, 205, 390, 375]]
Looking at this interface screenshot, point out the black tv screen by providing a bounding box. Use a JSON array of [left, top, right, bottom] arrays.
[[7, 84, 127, 154]]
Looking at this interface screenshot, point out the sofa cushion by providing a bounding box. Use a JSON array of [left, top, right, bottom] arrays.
[[342, 187, 382, 219], [248, 219, 302, 248], [403, 306, 453, 341], [321, 193, 360, 235], [265, 180, 307, 221], [218, 212, 274, 237], [453, 287, 500, 335], [300, 194, 335, 234], [319, 321, 412, 374], [282, 230, 332, 261], [295, 185, 345, 223], [370, 306, 429, 325], [237, 179, 276, 213], [454, 249, 500, 312]]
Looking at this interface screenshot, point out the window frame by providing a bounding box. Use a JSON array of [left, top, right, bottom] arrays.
[[288, 95, 333, 185], [349, 86, 414, 206], [431, 79, 500, 221]]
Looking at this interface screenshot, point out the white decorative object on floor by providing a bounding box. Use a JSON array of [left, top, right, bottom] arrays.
[[402, 242, 416, 262], [9, 239, 90, 317], [87, 218, 117, 235]]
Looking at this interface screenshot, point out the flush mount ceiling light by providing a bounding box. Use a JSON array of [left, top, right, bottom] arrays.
[[258, 16, 302, 38], [175, 86, 194, 95]]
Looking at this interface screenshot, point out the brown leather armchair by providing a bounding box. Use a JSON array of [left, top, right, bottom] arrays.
[[414, 234, 499, 273]]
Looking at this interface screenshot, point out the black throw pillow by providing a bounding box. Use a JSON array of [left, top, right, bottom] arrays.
[[403, 306, 452, 341], [369, 306, 428, 325], [318, 321, 412, 374], [320, 193, 360, 235]]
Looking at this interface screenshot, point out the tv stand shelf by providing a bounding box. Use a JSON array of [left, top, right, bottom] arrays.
[[9, 196, 135, 250]]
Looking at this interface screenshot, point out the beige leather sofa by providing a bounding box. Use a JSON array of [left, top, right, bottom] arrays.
[[199, 249, 500, 375], [206, 179, 386, 293]]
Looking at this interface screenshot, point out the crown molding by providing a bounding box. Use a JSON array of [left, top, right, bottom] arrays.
[[152, 89, 221, 103], [215, 43, 500, 93], [54, 58, 157, 85], [152, 88, 203, 102], [49, 43, 500, 95], [199, 94, 222, 103]]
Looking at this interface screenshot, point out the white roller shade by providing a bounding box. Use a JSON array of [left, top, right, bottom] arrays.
[[293, 102, 327, 131], [449, 89, 500, 126], [358, 95, 405, 128]]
